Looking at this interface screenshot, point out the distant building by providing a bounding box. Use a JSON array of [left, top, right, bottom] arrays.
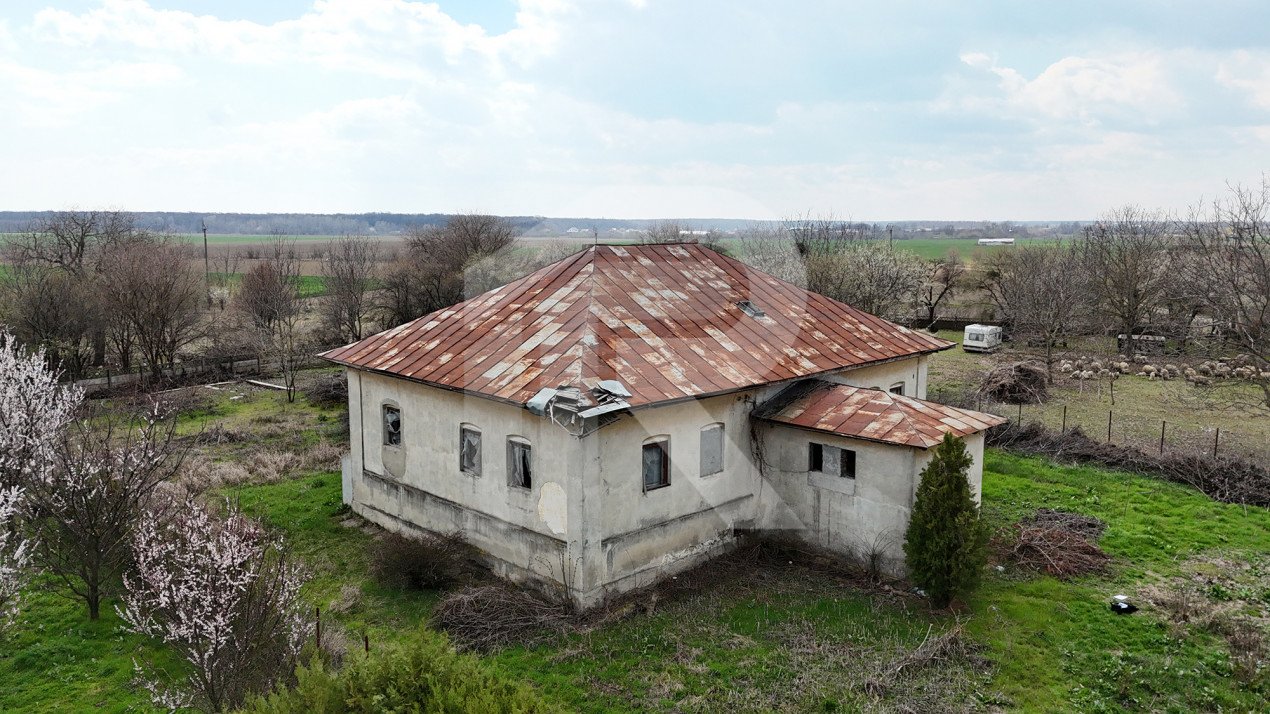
[[977, 238, 1015, 246], [322, 244, 1004, 608]]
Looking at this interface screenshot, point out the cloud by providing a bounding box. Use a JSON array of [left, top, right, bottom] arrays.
[[29, 0, 569, 78], [956, 50, 1183, 125], [0, 58, 183, 125], [1216, 50, 1270, 109]]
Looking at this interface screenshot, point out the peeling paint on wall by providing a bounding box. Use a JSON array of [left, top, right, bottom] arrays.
[[537, 481, 568, 535]]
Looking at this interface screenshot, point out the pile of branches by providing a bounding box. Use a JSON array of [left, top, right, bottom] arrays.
[[1004, 511, 1111, 579], [304, 373, 348, 408], [978, 361, 1049, 404], [430, 584, 570, 653], [863, 621, 986, 699], [989, 421, 1270, 507]]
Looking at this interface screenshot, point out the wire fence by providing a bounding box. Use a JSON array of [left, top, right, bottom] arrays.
[[968, 397, 1270, 465]]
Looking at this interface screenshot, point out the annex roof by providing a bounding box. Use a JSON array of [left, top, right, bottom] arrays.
[[319, 243, 953, 409], [753, 380, 1007, 448]]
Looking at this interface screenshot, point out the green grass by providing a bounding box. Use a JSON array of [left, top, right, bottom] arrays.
[[4, 376, 1266, 712], [210, 272, 328, 298]]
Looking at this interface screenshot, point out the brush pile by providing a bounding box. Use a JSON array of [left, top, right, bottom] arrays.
[[430, 584, 570, 653], [1005, 509, 1110, 579], [979, 361, 1049, 404]]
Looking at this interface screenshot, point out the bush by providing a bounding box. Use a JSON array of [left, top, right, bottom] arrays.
[[240, 628, 560, 713], [370, 531, 471, 591], [903, 434, 989, 609]]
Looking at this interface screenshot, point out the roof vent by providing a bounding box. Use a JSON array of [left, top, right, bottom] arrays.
[[736, 300, 766, 318]]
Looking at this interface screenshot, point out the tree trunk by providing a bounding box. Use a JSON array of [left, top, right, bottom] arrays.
[[88, 583, 100, 620]]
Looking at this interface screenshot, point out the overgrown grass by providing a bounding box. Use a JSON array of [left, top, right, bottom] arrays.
[[5, 377, 1267, 712]]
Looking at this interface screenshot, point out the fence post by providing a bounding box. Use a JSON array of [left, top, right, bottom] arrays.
[[1107, 410, 1113, 443], [315, 606, 321, 650], [1110, 378, 1114, 406], [1061, 405, 1067, 434], [1017, 403, 1022, 424], [1159, 420, 1166, 455], [1213, 428, 1220, 458]]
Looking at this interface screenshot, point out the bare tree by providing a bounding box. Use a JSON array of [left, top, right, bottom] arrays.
[[25, 410, 184, 619], [0, 265, 99, 379], [381, 214, 520, 326], [236, 240, 307, 401], [319, 236, 379, 343], [806, 241, 926, 317], [1078, 206, 1176, 355], [121, 501, 307, 712], [1181, 178, 1270, 404], [916, 252, 967, 327], [980, 243, 1089, 381], [787, 213, 872, 258], [732, 223, 808, 286], [98, 241, 205, 379], [6, 210, 150, 366]]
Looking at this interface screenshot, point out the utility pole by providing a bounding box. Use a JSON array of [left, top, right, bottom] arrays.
[[202, 219, 211, 307], [887, 224, 893, 247]]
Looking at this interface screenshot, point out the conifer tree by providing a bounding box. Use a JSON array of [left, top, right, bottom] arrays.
[[903, 434, 988, 608]]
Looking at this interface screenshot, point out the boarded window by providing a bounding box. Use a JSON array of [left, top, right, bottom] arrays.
[[382, 405, 401, 446], [889, 382, 905, 396], [507, 438, 532, 489], [642, 438, 670, 491], [700, 423, 724, 476], [459, 426, 481, 476], [810, 441, 856, 479]]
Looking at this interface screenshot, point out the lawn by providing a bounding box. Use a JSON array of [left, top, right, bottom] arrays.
[[2, 378, 1266, 712]]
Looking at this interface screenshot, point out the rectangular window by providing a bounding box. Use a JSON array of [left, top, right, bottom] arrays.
[[700, 424, 724, 476], [382, 405, 401, 446], [889, 383, 905, 396], [810, 442, 856, 479], [642, 439, 670, 491], [507, 439, 532, 489], [459, 427, 481, 476]]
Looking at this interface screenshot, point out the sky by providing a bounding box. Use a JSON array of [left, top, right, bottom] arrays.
[[1, 1, 1268, 220]]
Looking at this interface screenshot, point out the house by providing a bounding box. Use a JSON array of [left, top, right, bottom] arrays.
[[320, 244, 1005, 608]]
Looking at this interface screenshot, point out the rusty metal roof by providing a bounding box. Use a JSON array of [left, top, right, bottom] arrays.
[[319, 244, 953, 409], [753, 380, 1007, 448]]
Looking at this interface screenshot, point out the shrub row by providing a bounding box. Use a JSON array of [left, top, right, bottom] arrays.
[[240, 628, 560, 713]]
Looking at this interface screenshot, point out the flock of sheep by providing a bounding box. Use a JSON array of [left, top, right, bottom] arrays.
[[1056, 354, 1267, 386]]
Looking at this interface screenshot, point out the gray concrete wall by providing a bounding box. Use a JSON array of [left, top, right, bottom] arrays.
[[755, 422, 986, 575], [345, 369, 578, 591], [339, 353, 984, 606]]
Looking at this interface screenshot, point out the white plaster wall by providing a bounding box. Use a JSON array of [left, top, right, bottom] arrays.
[[824, 355, 930, 399], [592, 390, 770, 594], [347, 370, 576, 587]]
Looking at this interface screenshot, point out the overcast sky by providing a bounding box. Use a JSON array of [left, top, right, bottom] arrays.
[[1, 1, 1268, 220]]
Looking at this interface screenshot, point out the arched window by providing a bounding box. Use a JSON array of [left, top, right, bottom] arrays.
[[507, 436, 532, 489], [642, 436, 670, 491], [700, 423, 724, 476]]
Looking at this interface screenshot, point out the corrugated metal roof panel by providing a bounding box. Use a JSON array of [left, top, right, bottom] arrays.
[[754, 380, 1007, 449], [320, 244, 953, 408]]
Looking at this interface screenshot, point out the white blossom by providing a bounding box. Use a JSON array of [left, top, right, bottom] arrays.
[[120, 502, 307, 711], [0, 329, 83, 489], [0, 486, 32, 632]]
